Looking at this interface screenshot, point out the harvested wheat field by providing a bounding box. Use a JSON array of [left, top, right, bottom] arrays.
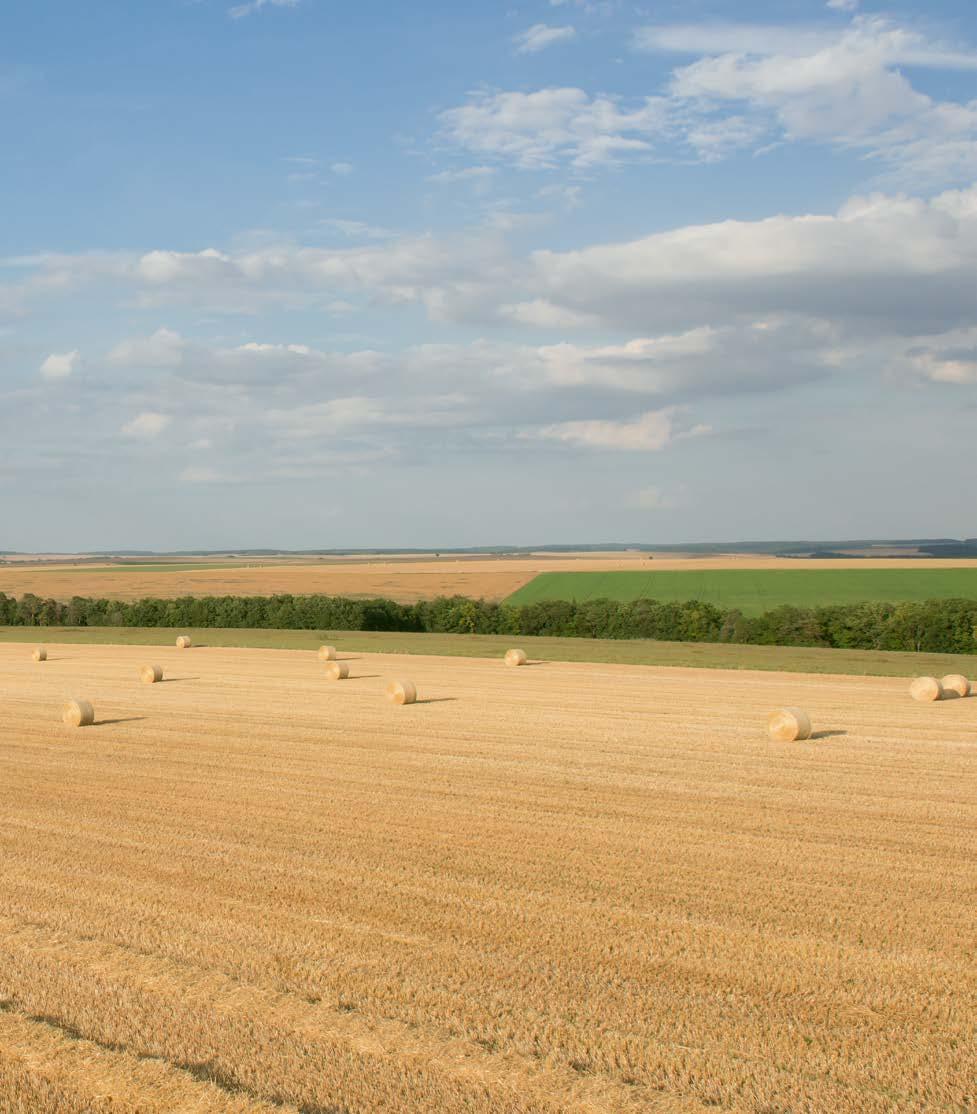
[[0, 643, 975, 1112]]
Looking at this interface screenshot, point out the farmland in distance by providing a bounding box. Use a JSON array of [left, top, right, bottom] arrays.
[[7, 553, 977, 605]]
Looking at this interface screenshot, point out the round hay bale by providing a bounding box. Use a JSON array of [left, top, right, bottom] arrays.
[[176, 635, 192, 650], [386, 679, 417, 705], [325, 661, 349, 681], [909, 676, 943, 703], [767, 707, 812, 742], [318, 645, 337, 661], [504, 648, 528, 667], [941, 674, 971, 698], [140, 664, 163, 684], [62, 699, 94, 728], [32, 648, 47, 663]]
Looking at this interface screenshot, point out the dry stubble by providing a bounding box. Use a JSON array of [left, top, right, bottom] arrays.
[[0, 644, 975, 1112]]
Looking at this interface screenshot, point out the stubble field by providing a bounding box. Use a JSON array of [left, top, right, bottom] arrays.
[[0, 642, 975, 1112]]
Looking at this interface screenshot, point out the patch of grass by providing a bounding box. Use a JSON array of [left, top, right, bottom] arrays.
[[506, 568, 977, 615], [1, 626, 973, 678]]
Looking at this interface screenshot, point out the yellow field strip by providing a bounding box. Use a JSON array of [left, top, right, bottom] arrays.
[[0, 643, 975, 1111], [6, 553, 977, 603]]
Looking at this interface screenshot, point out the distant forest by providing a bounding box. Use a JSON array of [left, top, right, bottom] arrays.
[[3, 592, 977, 655]]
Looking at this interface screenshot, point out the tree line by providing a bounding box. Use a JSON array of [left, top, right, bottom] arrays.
[[2, 591, 977, 654]]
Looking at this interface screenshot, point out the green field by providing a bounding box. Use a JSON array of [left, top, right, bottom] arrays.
[[1, 625, 975, 678], [505, 568, 977, 615]]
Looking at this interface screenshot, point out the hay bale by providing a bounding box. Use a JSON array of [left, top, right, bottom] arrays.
[[318, 645, 337, 661], [909, 676, 943, 702], [325, 661, 349, 681], [386, 679, 417, 705], [62, 700, 94, 728], [767, 707, 812, 742], [141, 664, 163, 684], [941, 674, 971, 698], [176, 635, 192, 650], [32, 648, 47, 663], [504, 648, 528, 667]]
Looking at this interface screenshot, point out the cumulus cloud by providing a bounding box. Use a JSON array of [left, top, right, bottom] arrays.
[[121, 411, 171, 439], [529, 408, 709, 452], [639, 16, 977, 184], [39, 350, 81, 379], [330, 161, 354, 176], [514, 24, 577, 55], [828, 0, 859, 9], [520, 186, 977, 336], [439, 88, 668, 169], [9, 186, 977, 349], [437, 15, 977, 181], [108, 327, 187, 368]]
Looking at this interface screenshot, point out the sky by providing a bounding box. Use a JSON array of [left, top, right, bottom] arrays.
[[1, 0, 975, 550]]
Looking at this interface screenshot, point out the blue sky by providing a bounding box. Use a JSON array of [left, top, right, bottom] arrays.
[[1, 0, 975, 549]]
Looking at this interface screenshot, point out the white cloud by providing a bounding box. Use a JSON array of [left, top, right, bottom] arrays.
[[121, 411, 171, 439], [439, 88, 667, 169], [12, 188, 977, 398], [106, 328, 387, 384], [427, 166, 497, 184], [330, 161, 354, 176], [523, 186, 977, 336], [265, 394, 470, 439], [530, 408, 698, 452], [514, 24, 577, 55], [499, 299, 600, 330], [228, 0, 298, 19], [827, 0, 859, 10], [438, 17, 976, 181], [39, 350, 81, 380], [108, 327, 187, 368], [904, 329, 977, 384], [137, 248, 234, 285], [638, 16, 977, 184]]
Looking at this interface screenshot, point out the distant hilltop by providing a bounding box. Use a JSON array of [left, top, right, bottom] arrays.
[[3, 539, 977, 561]]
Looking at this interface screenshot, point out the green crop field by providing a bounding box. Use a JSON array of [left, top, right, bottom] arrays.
[[505, 568, 977, 615]]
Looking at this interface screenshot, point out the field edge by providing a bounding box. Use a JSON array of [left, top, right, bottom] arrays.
[[2, 625, 975, 679]]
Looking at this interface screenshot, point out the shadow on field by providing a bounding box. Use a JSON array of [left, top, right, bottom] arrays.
[[811, 730, 848, 740], [95, 717, 147, 727], [348, 674, 381, 680], [416, 697, 458, 705], [159, 677, 198, 683]]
